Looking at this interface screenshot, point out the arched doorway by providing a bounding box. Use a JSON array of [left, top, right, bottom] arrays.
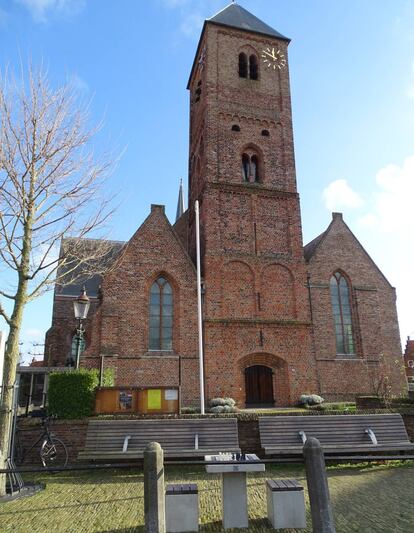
[[245, 365, 274, 406]]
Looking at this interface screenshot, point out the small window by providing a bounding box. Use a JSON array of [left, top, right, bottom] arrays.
[[239, 53, 247, 78], [249, 54, 258, 80], [231, 124, 241, 132], [261, 129, 270, 137]]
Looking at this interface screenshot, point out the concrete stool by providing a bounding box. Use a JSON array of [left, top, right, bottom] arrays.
[[165, 483, 199, 532], [266, 479, 306, 529]]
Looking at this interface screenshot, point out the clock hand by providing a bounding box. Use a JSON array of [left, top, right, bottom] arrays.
[[261, 50, 274, 59]]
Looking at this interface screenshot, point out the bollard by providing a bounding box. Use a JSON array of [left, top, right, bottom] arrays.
[[144, 442, 166, 533], [303, 437, 336, 533]]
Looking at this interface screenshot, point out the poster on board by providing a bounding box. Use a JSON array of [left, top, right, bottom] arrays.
[[165, 389, 178, 401], [148, 389, 162, 409]]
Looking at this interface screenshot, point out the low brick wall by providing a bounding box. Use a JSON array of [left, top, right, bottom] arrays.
[[15, 411, 414, 465], [16, 418, 88, 465]]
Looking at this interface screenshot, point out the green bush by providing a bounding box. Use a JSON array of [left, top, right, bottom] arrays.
[[48, 369, 114, 419]]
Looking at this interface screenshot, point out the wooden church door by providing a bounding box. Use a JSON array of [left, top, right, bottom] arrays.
[[245, 365, 274, 406]]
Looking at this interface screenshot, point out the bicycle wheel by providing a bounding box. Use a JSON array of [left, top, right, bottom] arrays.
[[40, 436, 68, 469]]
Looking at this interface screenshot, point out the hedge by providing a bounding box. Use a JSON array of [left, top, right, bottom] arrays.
[[48, 369, 114, 419]]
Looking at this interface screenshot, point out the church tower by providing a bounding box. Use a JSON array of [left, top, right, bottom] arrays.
[[188, 3, 318, 406]]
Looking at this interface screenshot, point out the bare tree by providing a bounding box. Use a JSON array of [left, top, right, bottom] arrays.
[[0, 65, 116, 495]]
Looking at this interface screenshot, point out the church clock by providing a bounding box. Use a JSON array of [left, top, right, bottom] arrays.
[[261, 47, 286, 70]]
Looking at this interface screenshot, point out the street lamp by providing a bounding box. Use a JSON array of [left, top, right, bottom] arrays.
[[73, 286, 90, 370]]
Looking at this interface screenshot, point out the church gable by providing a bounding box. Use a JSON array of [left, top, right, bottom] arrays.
[[96, 204, 197, 359], [305, 212, 392, 289]]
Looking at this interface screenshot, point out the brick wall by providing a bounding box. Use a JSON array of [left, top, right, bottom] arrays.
[[307, 213, 407, 400]]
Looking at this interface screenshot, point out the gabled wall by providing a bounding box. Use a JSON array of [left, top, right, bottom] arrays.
[[307, 213, 406, 400]]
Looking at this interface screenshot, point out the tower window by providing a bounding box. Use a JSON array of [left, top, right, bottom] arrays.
[[149, 277, 173, 351], [261, 129, 270, 137], [232, 124, 241, 132], [241, 153, 260, 183], [239, 53, 248, 78], [249, 55, 258, 80], [330, 272, 355, 355]]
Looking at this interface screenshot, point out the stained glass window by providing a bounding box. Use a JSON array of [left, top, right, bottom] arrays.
[[149, 277, 173, 351], [330, 272, 355, 355]]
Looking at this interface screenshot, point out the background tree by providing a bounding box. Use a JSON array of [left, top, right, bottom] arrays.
[[0, 66, 117, 495]]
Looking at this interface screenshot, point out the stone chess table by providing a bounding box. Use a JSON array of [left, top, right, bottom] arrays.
[[205, 453, 265, 529]]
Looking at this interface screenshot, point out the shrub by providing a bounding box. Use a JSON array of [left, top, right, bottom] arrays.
[[299, 394, 324, 406], [209, 397, 238, 413], [48, 369, 114, 419]]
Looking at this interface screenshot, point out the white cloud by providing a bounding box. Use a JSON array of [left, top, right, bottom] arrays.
[[367, 156, 414, 232], [15, 0, 84, 23], [322, 178, 364, 211], [353, 155, 414, 343]]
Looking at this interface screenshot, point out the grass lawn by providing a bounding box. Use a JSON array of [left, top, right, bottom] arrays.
[[1, 461, 413, 532]]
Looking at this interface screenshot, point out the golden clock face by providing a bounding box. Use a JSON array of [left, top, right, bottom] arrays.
[[261, 47, 286, 70]]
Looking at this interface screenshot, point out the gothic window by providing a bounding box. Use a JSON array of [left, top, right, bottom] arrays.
[[241, 153, 260, 183], [330, 272, 355, 355], [149, 277, 173, 351], [69, 334, 85, 366], [249, 54, 258, 80], [239, 53, 248, 78], [242, 154, 250, 181]]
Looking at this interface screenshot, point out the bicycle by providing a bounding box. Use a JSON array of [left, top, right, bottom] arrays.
[[14, 416, 69, 469]]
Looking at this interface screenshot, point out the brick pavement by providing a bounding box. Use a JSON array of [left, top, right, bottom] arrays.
[[0, 463, 413, 532]]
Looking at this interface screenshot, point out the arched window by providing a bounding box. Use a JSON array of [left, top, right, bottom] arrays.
[[241, 153, 260, 183], [238, 53, 247, 78], [330, 272, 355, 355], [149, 277, 173, 350], [231, 124, 241, 132], [249, 54, 258, 80], [68, 334, 85, 366]]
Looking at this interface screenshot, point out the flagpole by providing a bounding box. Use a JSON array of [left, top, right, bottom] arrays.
[[195, 200, 205, 415]]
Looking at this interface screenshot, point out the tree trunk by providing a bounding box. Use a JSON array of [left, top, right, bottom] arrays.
[[0, 290, 27, 496]]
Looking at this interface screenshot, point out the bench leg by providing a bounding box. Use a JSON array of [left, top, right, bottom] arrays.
[[221, 472, 249, 529]]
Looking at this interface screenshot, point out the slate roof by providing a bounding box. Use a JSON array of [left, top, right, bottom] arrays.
[[303, 231, 327, 262], [55, 238, 125, 297], [208, 3, 289, 41]]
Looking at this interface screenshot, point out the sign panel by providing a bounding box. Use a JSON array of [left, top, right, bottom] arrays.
[[147, 389, 162, 409], [165, 389, 178, 401]]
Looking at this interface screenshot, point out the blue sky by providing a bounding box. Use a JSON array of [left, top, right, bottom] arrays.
[[1, 0, 414, 363]]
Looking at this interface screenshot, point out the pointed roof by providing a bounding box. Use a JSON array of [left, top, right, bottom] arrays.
[[175, 178, 185, 222], [187, 2, 289, 88], [208, 3, 289, 41], [304, 212, 393, 288]]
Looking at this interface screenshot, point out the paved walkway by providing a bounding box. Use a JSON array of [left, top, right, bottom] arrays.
[[0, 462, 413, 531]]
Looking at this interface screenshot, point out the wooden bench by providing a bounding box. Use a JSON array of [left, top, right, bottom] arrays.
[[259, 414, 414, 458], [78, 418, 241, 460]]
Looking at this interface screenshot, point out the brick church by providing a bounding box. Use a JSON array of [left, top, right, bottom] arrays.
[[45, 3, 406, 407]]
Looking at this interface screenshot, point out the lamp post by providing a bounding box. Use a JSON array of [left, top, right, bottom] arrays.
[[73, 286, 90, 370]]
